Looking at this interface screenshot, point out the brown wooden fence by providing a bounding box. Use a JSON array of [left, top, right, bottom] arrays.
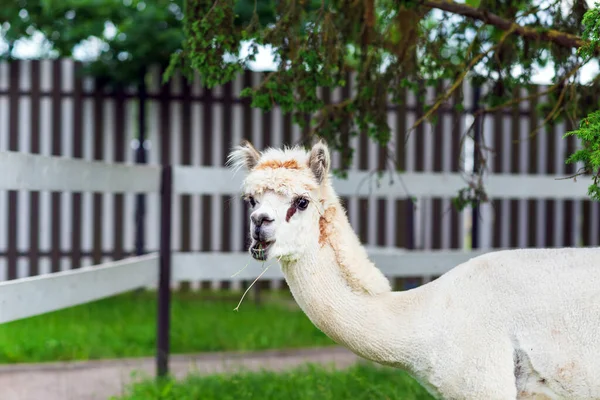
[[0, 58, 597, 286]]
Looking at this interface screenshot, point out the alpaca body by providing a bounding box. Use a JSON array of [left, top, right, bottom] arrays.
[[282, 200, 600, 400], [228, 141, 600, 399], [283, 244, 600, 399]]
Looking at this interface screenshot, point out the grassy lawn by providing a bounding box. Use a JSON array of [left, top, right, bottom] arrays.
[[0, 290, 334, 363], [114, 363, 434, 400]]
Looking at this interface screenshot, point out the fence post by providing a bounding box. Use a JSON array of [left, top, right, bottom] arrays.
[[157, 165, 172, 378]]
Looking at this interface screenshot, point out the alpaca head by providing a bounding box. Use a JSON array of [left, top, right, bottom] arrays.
[[228, 140, 335, 262]]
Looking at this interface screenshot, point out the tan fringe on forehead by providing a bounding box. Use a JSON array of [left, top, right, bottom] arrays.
[[254, 159, 302, 170]]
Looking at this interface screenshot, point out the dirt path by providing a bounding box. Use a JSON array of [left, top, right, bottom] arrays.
[[0, 346, 359, 400]]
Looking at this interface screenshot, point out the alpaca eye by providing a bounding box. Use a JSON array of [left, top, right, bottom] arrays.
[[247, 196, 256, 208], [296, 197, 309, 210]]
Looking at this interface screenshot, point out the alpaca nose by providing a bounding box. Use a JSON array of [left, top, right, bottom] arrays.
[[251, 212, 274, 227]]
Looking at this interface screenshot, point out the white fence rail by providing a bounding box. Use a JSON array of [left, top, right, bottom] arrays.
[[174, 165, 592, 199], [171, 248, 488, 282], [0, 150, 596, 325], [0, 254, 158, 324], [0, 151, 161, 193]]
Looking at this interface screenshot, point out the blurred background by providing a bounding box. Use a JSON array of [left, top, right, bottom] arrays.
[[0, 1, 599, 399]]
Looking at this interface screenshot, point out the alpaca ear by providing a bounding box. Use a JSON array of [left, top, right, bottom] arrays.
[[227, 140, 261, 172], [308, 140, 330, 184]]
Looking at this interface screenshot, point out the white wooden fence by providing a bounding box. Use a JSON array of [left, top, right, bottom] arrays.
[[1, 149, 596, 375], [1, 149, 595, 326], [5, 58, 596, 284]]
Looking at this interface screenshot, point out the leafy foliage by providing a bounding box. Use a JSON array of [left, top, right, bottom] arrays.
[[579, 2, 600, 58], [174, 0, 600, 203], [0, 0, 272, 85], [563, 4, 600, 201], [564, 110, 600, 200], [1, 0, 186, 84], [4, 1, 600, 202]]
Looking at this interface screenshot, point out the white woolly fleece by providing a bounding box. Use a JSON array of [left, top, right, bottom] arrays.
[[230, 140, 600, 400]]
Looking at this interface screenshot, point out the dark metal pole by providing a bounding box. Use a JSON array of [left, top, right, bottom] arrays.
[[135, 70, 148, 256], [471, 86, 481, 250], [157, 165, 172, 378]]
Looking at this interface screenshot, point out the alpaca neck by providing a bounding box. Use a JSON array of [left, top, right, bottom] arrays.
[[280, 201, 428, 369]]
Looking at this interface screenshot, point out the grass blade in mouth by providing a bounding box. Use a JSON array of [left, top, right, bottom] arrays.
[[234, 262, 271, 312]]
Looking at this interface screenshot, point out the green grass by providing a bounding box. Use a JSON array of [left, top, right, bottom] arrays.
[[0, 290, 334, 364], [114, 363, 434, 400]]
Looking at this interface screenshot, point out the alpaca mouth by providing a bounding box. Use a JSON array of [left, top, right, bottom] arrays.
[[251, 240, 274, 261]]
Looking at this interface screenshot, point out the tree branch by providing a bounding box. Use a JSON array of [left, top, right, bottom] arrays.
[[420, 0, 587, 49], [408, 26, 516, 134]]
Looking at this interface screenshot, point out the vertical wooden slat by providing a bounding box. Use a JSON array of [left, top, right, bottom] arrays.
[[201, 86, 213, 253], [374, 87, 387, 249], [262, 75, 273, 150], [160, 73, 172, 165], [449, 89, 461, 249], [339, 71, 353, 170], [180, 79, 192, 252], [28, 60, 41, 276], [470, 85, 482, 251], [509, 89, 521, 249], [395, 200, 412, 248], [220, 81, 234, 165], [240, 70, 253, 251], [242, 70, 253, 144], [431, 200, 442, 249], [544, 119, 557, 247], [414, 84, 425, 173], [358, 198, 368, 243], [376, 198, 386, 246], [431, 83, 443, 250], [112, 86, 126, 260], [50, 60, 62, 273], [492, 110, 504, 248], [70, 61, 83, 269], [200, 75, 214, 289], [394, 92, 407, 173], [395, 86, 410, 249], [376, 99, 388, 249], [582, 201, 592, 246], [545, 201, 556, 246], [359, 132, 369, 170], [563, 200, 574, 246], [527, 87, 538, 247], [413, 83, 425, 256], [7, 61, 19, 280], [526, 200, 536, 247], [509, 199, 520, 248], [563, 119, 576, 246], [92, 77, 104, 265], [220, 80, 235, 290], [221, 81, 233, 256], [179, 79, 192, 291]]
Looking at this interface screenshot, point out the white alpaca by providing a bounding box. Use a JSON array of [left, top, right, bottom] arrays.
[[228, 140, 600, 400]]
